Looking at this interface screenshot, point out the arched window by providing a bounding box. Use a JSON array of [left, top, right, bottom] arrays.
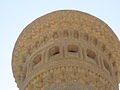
[[49, 46, 60, 56], [87, 49, 98, 64], [33, 54, 41, 64], [68, 45, 78, 53], [87, 49, 96, 60]]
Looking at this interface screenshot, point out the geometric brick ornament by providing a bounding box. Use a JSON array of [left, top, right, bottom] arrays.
[[12, 10, 120, 90]]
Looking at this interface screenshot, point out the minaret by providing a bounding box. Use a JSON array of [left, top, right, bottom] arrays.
[[12, 10, 120, 90]]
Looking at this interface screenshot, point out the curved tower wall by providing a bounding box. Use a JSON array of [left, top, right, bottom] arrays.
[[12, 10, 120, 90]]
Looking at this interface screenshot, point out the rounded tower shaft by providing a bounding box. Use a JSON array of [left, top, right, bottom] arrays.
[[12, 10, 120, 90]]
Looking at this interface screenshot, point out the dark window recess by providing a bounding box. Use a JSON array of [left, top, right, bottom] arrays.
[[49, 46, 60, 56], [33, 55, 41, 64], [115, 71, 118, 76], [68, 45, 78, 53], [108, 53, 112, 59], [87, 49, 96, 59]]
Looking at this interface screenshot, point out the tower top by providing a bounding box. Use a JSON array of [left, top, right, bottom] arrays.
[[12, 10, 120, 86]]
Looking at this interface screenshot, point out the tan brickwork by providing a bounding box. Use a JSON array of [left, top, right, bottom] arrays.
[[12, 10, 120, 90]]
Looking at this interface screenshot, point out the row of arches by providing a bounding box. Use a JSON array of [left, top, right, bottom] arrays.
[[28, 30, 111, 61], [22, 30, 117, 79], [31, 44, 112, 77]]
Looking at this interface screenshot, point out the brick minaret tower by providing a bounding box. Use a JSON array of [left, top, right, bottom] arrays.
[[12, 10, 120, 90]]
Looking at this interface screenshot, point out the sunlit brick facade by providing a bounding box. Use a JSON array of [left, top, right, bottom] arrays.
[[12, 10, 120, 90]]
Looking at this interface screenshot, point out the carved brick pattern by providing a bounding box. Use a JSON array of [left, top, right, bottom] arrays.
[[12, 10, 120, 90], [23, 66, 115, 90], [13, 29, 118, 85]]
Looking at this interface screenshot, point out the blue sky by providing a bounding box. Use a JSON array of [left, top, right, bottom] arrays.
[[0, 0, 120, 90]]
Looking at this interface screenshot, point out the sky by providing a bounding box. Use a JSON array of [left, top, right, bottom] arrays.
[[0, 0, 120, 90]]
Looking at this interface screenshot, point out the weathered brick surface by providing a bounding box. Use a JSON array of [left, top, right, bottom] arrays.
[[12, 10, 120, 90]]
